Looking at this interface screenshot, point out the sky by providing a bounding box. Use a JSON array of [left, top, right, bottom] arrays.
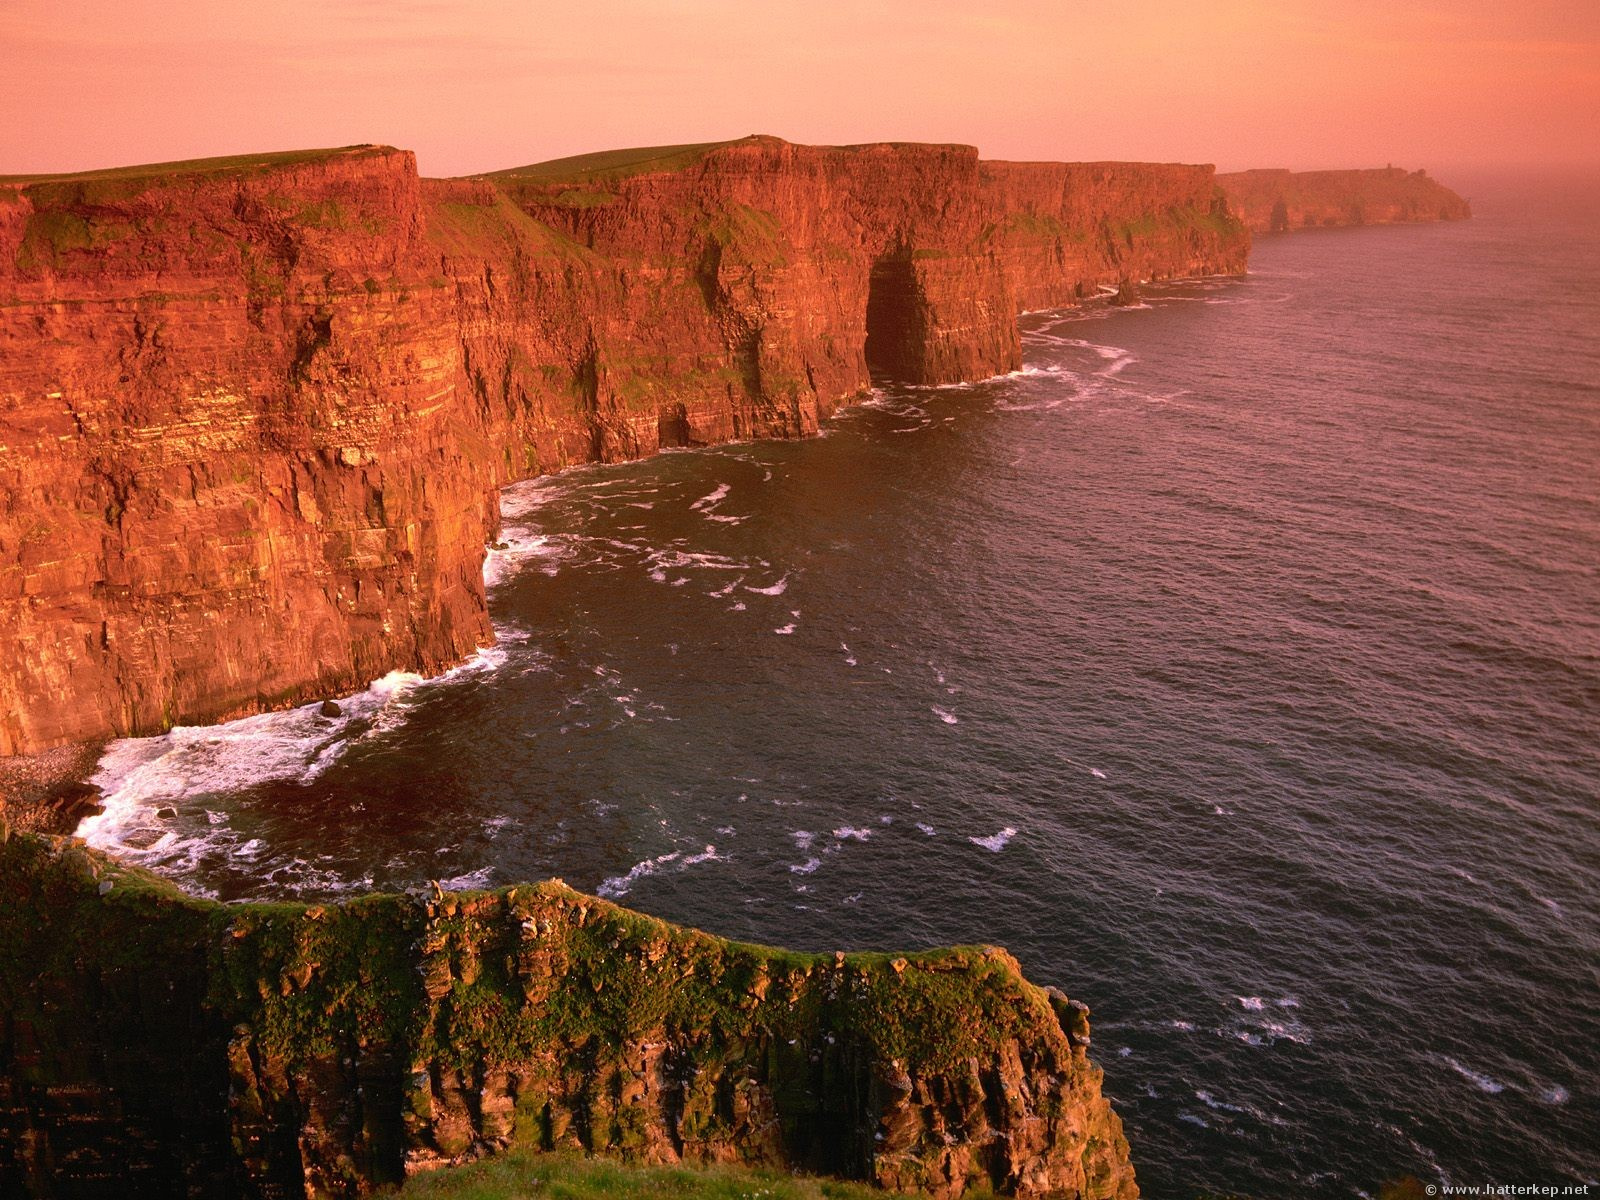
[[2, 0, 1596, 178]]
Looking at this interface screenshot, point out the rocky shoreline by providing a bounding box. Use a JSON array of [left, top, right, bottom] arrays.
[[0, 741, 105, 834]]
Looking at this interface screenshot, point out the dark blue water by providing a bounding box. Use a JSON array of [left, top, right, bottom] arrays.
[[83, 173, 1600, 1196]]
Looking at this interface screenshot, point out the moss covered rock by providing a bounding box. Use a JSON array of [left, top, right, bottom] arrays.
[[0, 829, 1136, 1199]]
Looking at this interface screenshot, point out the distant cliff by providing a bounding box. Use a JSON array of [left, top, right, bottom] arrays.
[[0, 136, 1248, 756], [0, 829, 1138, 1199], [1218, 166, 1470, 233]]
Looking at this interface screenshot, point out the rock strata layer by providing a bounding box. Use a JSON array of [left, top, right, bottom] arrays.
[[1217, 166, 1470, 233], [0, 829, 1138, 1199], [0, 137, 1248, 755]]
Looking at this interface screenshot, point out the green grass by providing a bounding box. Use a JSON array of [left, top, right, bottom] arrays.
[[394, 1150, 924, 1200], [0, 826, 1107, 1197], [547, 188, 621, 208], [486, 140, 752, 183], [425, 193, 591, 261], [483, 138, 981, 185], [0, 145, 395, 186]]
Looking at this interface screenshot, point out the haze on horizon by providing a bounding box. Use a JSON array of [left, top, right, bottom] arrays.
[[2, 0, 1596, 179]]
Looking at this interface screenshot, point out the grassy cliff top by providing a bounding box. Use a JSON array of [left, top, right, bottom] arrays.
[[0, 144, 398, 187], [485, 136, 981, 185], [1216, 165, 1433, 182], [485, 139, 752, 182], [397, 1148, 933, 1200]]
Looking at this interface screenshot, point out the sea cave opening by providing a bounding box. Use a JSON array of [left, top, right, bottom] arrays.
[[864, 255, 922, 384]]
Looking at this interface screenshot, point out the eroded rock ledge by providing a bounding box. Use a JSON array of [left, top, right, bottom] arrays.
[[0, 829, 1137, 1199], [0, 136, 1248, 756]]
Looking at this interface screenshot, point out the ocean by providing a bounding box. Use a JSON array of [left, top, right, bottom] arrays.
[[78, 170, 1600, 1197]]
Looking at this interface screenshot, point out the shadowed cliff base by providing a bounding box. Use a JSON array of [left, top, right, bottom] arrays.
[[0, 135, 1249, 758], [0, 827, 1137, 1199]]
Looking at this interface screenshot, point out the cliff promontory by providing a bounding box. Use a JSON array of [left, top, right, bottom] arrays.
[[0, 828, 1137, 1199], [0, 136, 1248, 757], [1217, 166, 1470, 233]]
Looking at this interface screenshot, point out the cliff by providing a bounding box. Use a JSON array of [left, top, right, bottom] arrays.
[[0, 828, 1137, 1199], [1217, 166, 1470, 233], [0, 136, 1248, 757]]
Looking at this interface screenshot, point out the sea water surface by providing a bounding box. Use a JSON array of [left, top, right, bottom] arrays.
[[79, 173, 1600, 1197]]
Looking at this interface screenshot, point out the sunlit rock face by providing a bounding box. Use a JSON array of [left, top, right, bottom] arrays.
[[0, 137, 1247, 755]]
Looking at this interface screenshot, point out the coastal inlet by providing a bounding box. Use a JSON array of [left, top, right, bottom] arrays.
[[79, 174, 1600, 1198]]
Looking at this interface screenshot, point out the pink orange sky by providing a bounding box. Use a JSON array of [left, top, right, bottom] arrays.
[[2, 0, 1596, 177]]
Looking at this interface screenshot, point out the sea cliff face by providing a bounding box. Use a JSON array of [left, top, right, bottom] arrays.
[[0, 137, 1248, 757], [0, 829, 1138, 1199], [1217, 166, 1471, 233]]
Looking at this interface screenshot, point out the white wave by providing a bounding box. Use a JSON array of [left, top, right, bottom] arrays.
[[496, 475, 570, 521], [483, 531, 570, 588], [78, 651, 504, 868], [1090, 767, 1107, 779], [969, 827, 1017, 852], [648, 546, 748, 573], [833, 826, 873, 841], [1440, 1056, 1505, 1094], [1237, 996, 1266, 1011], [440, 866, 495, 891], [1195, 1089, 1247, 1114], [791, 830, 815, 850], [774, 623, 796, 635], [597, 843, 721, 898], [789, 857, 821, 875], [841, 641, 857, 665], [684, 483, 745, 523], [916, 822, 937, 836], [745, 574, 790, 596], [931, 706, 959, 724], [1249, 1019, 1312, 1047], [690, 482, 731, 511], [259, 858, 374, 898], [1540, 1084, 1570, 1105], [597, 850, 680, 898]]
